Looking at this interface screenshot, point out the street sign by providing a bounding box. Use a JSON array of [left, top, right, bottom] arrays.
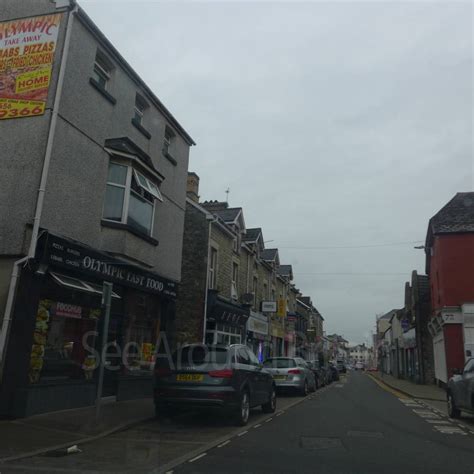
[[261, 301, 277, 312]]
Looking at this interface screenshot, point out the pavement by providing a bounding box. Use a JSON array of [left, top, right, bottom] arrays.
[[369, 370, 446, 401], [0, 398, 154, 463]]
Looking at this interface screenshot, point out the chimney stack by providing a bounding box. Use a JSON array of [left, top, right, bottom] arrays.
[[186, 172, 200, 203]]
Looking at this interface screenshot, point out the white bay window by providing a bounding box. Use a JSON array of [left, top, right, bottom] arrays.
[[103, 162, 162, 236]]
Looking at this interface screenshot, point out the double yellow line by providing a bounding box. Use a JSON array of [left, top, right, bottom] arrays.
[[366, 373, 409, 399]]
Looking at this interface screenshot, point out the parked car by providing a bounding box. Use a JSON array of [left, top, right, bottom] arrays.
[[447, 358, 474, 418], [154, 344, 276, 426], [336, 360, 347, 373], [355, 362, 365, 371], [328, 364, 340, 382], [263, 357, 316, 395]]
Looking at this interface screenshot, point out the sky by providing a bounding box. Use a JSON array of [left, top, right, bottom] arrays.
[[81, 0, 473, 345]]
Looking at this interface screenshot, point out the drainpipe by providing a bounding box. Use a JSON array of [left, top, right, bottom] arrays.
[[202, 215, 216, 343], [0, 3, 77, 381]]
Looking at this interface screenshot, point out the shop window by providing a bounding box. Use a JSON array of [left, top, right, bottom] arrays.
[[122, 292, 161, 375], [103, 162, 162, 236], [29, 299, 102, 384]]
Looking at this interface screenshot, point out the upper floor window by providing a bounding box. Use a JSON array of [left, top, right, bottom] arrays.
[[231, 262, 239, 301], [163, 127, 176, 160], [103, 162, 162, 236], [209, 247, 218, 290], [92, 51, 112, 90], [253, 277, 258, 309], [134, 94, 148, 126]]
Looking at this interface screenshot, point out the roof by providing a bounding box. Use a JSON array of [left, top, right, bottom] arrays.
[[378, 309, 399, 320], [427, 192, 474, 238], [261, 248, 278, 261], [278, 264, 293, 279], [243, 228, 262, 242], [211, 208, 242, 224], [76, 8, 195, 146]]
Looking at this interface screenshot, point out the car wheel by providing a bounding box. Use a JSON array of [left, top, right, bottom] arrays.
[[234, 390, 250, 426], [262, 386, 277, 414], [447, 392, 461, 418]]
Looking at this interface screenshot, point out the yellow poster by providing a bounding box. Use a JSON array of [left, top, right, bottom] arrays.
[[0, 13, 62, 120]]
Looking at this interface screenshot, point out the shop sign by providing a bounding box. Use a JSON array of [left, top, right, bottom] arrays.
[[261, 301, 277, 312], [441, 310, 462, 325], [401, 318, 410, 332], [0, 14, 62, 120], [277, 298, 286, 317], [40, 233, 177, 299], [55, 302, 81, 319], [247, 312, 269, 336]]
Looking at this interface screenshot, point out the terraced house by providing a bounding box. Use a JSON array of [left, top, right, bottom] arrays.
[[0, 0, 194, 417]]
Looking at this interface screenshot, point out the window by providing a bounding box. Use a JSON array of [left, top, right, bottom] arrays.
[[237, 347, 251, 365], [134, 94, 147, 126], [92, 51, 111, 90], [247, 349, 260, 366], [231, 262, 238, 301], [163, 127, 175, 157], [209, 247, 218, 290], [253, 276, 258, 309], [263, 283, 268, 300], [463, 359, 474, 373], [103, 162, 162, 236]]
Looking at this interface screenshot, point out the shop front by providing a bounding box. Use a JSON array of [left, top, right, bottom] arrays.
[[205, 290, 249, 346], [246, 310, 269, 362], [269, 315, 285, 357], [0, 231, 177, 417]]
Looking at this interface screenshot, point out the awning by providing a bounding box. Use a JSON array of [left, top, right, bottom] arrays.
[[50, 272, 121, 299], [207, 293, 249, 328]]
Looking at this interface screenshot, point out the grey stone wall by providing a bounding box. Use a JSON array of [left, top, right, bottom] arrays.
[[174, 202, 209, 346]]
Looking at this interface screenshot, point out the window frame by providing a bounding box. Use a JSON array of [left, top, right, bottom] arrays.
[[103, 161, 160, 237], [231, 261, 239, 300], [208, 247, 218, 290]]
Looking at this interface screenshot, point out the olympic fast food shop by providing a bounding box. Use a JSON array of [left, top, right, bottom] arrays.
[[0, 231, 177, 417]]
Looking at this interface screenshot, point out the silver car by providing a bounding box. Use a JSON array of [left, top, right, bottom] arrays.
[[447, 357, 474, 418], [263, 357, 316, 395]]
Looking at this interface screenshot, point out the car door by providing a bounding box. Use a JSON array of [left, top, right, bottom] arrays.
[[237, 346, 260, 406], [247, 347, 269, 403], [296, 358, 313, 387], [458, 359, 474, 409]]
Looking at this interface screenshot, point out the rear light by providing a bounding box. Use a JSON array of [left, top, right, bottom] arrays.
[[209, 369, 234, 378], [155, 366, 172, 377], [288, 369, 301, 375]]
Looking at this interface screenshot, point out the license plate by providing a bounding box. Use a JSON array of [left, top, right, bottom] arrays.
[[176, 374, 204, 382], [273, 375, 286, 380]]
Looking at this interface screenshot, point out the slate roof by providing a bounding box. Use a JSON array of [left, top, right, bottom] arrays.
[[261, 248, 278, 261], [244, 228, 262, 242], [429, 192, 474, 235], [212, 208, 242, 223], [278, 265, 293, 277]]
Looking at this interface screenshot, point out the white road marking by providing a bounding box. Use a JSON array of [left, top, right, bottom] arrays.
[[189, 453, 207, 463], [253, 424, 262, 428], [276, 411, 284, 417], [426, 419, 452, 424], [165, 471, 174, 474], [265, 418, 273, 423], [217, 440, 231, 448], [237, 430, 248, 436], [412, 409, 441, 419], [434, 425, 467, 435], [335, 384, 343, 388]]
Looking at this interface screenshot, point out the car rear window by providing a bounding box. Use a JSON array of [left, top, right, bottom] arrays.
[[263, 358, 296, 368], [174, 346, 229, 366]]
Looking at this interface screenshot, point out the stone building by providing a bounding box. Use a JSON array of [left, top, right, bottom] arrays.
[[0, 0, 194, 417]]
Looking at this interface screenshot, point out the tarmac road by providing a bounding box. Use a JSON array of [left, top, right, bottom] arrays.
[[173, 371, 474, 474], [5, 371, 474, 473]]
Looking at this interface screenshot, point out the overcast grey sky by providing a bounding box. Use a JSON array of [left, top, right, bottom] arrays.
[[82, 0, 472, 344]]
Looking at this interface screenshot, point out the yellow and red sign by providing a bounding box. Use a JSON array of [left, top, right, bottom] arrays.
[[0, 13, 62, 120]]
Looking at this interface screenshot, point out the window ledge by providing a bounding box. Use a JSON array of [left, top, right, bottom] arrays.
[[101, 219, 159, 246], [162, 150, 177, 166], [131, 117, 152, 140], [89, 77, 117, 105]]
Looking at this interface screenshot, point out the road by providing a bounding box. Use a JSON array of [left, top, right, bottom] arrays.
[[4, 371, 474, 473]]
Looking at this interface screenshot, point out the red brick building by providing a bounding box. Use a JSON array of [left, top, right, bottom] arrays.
[[425, 193, 474, 384]]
